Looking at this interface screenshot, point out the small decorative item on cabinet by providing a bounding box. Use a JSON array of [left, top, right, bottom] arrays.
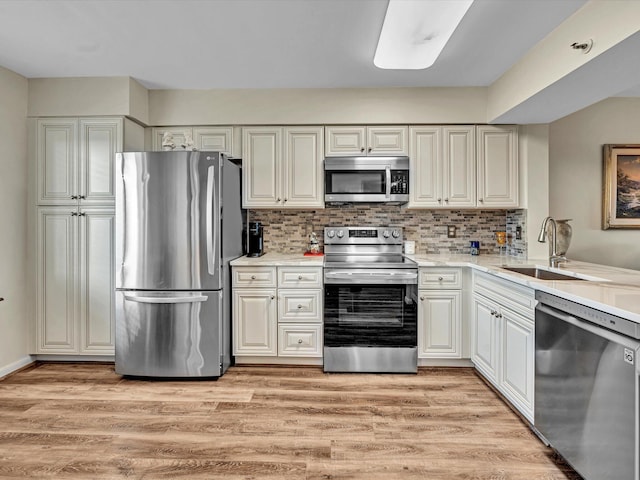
[[182, 131, 197, 151], [161, 131, 176, 151], [304, 232, 323, 256]]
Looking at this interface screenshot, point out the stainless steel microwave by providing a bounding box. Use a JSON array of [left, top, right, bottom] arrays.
[[324, 156, 410, 205]]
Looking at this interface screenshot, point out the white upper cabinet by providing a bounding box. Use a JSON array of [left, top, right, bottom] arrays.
[[477, 125, 519, 208], [325, 126, 408, 156], [37, 119, 78, 206], [283, 126, 324, 208], [151, 126, 235, 156], [243, 126, 324, 209], [409, 126, 475, 208], [37, 118, 123, 206]]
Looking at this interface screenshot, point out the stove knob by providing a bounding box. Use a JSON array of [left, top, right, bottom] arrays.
[[383, 230, 390, 238], [336, 230, 344, 238], [327, 230, 335, 238], [392, 230, 400, 238]]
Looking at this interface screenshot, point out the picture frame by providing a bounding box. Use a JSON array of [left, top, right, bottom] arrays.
[[603, 144, 640, 229]]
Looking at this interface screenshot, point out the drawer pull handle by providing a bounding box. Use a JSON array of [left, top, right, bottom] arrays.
[[297, 339, 303, 344], [297, 304, 303, 309], [438, 276, 443, 281], [298, 275, 303, 280], [251, 275, 256, 280]]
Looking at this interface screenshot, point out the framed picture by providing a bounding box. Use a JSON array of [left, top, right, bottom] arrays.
[[603, 144, 640, 229]]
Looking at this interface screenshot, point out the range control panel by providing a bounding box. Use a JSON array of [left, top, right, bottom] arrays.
[[324, 226, 403, 245]]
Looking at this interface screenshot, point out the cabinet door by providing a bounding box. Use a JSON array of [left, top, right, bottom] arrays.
[[325, 126, 366, 156], [283, 126, 324, 208], [477, 125, 518, 207], [37, 118, 78, 205], [471, 294, 499, 382], [36, 207, 78, 353], [151, 127, 192, 151], [193, 127, 233, 156], [233, 289, 277, 356], [78, 207, 115, 354], [501, 310, 534, 420], [79, 118, 122, 205], [367, 126, 408, 155], [242, 127, 282, 208], [409, 127, 442, 207], [443, 126, 476, 208], [418, 291, 461, 358]]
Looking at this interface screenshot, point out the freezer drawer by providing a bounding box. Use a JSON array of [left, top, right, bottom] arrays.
[[115, 290, 223, 377]]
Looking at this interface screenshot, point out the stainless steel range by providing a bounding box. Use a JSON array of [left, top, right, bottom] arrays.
[[323, 226, 418, 373]]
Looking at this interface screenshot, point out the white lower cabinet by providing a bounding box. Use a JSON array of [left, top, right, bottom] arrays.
[[232, 266, 323, 361], [471, 271, 535, 422], [36, 206, 115, 354], [232, 288, 278, 356], [418, 268, 462, 359]]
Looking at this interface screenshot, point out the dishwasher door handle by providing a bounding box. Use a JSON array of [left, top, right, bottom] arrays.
[[537, 304, 640, 349]]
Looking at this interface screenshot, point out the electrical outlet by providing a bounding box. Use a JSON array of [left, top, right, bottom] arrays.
[[515, 226, 522, 240], [447, 225, 456, 238]]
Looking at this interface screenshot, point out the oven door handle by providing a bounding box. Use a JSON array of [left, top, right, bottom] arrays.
[[324, 271, 417, 285]]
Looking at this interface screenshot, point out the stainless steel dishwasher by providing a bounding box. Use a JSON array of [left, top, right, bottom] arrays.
[[535, 291, 640, 480]]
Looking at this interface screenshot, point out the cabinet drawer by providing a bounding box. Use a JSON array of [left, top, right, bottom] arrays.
[[232, 267, 277, 288], [278, 324, 322, 357], [473, 271, 535, 318], [419, 268, 462, 289], [278, 267, 323, 288], [278, 289, 322, 322]]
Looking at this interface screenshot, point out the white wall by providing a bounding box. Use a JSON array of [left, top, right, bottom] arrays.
[[149, 87, 487, 126], [549, 97, 640, 270], [0, 65, 31, 375]]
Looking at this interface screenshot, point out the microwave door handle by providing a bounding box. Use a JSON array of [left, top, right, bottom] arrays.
[[385, 166, 391, 200]]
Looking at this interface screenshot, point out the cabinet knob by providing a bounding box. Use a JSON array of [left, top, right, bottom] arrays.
[[479, 198, 484, 203], [270, 295, 275, 300], [420, 296, 425, 301], [251, 275, 256, 280], [496, 313, 502, 319], [438, 276, 443, 281], [298, 275, 303, 280], [368, 147, 372, 153], [297, 339, 303, 344], [277, 197, 281, 202], [437, 198, 442, 203], [71, 195, 78, 200], [444, 198, 449, 203], [79, 212, 86, 216], [360, 147, 365, 153], [79, 195, 86, 200], [297, 304, 303, 309], [284, 198, 288, 202], [71, 212, 78, 216]]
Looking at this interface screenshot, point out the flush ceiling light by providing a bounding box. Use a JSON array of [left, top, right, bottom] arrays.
[[374, 0, 474, 70]]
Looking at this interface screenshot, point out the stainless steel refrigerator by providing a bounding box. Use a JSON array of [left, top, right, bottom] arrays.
[[114, 151, 244, 377]]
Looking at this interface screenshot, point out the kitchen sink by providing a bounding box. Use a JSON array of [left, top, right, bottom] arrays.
[[501, 266, 585, 281]]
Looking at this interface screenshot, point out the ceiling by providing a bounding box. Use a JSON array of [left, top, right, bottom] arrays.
[[0, 0, 591, 90]]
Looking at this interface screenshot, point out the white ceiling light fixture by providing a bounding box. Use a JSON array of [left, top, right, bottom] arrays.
[[374, 0, 475, 70]]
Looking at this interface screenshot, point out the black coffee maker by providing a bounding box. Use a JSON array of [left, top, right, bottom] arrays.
[[247, 221, 265, 257]]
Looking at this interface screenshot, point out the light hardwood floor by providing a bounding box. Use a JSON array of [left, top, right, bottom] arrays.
[[0, 363, 579, 479]]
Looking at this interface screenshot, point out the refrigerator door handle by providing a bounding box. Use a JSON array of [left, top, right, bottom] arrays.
[[123, 294, 209, 304], [206, 165, 217, 275]]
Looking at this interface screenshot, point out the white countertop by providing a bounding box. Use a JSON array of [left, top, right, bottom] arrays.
[[409, 254, 640, 323], [230, 252, 640, 323], [230, 252, 325, 267]]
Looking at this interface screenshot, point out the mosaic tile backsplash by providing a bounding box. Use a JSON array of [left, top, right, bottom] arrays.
[[249, 206, 526, 256]]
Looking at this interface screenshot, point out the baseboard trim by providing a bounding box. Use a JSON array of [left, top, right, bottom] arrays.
[[33, 355, 114, 363], [0, 355, 35, 380], [418, 358, 473, 367]]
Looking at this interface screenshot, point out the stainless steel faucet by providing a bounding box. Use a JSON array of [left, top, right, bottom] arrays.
[[538, 217, 567, 268]]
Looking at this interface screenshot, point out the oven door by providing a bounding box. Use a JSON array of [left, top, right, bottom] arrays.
[[324, 280, 418, 348]]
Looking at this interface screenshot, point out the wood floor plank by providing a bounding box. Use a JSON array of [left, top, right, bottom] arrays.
[[0, 363, 579, 479]]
